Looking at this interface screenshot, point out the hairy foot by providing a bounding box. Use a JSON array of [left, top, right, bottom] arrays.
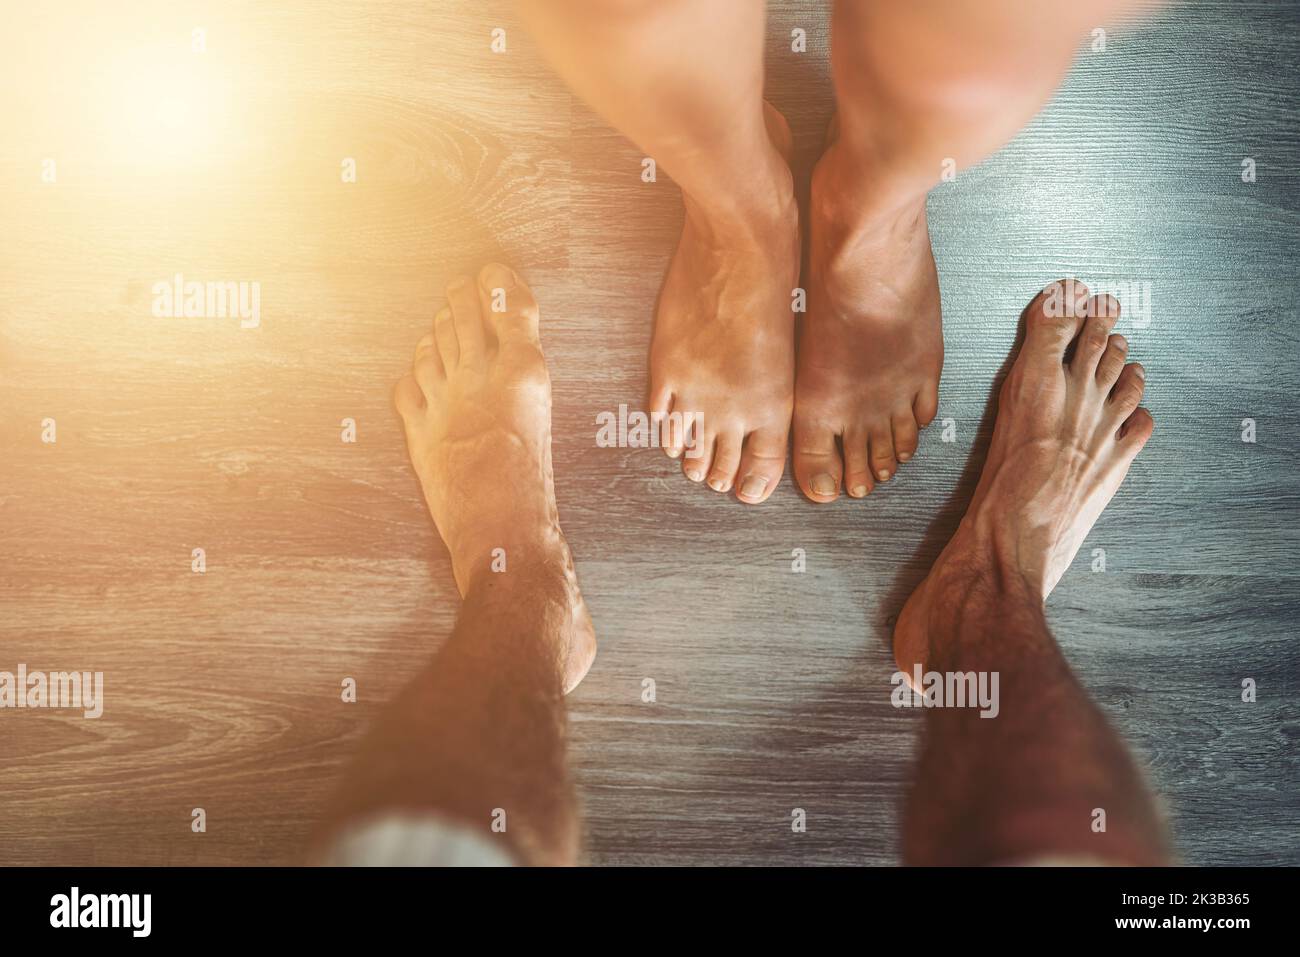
[[395, 263, 596, 693], [794, 120, 942, 502], [895, 280, 1153, 673], [648, 102, 799, 504]]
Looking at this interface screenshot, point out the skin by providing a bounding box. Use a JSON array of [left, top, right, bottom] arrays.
[[796, 0, 1141, 501], [648, 103, 798, 499], [521, 0, 1149, 504], [518, 0, 797, 504], [314, 265, 590, 866], [396, 264, 595, 691], [311, 0, 1169, 870], [895, 280, 1169, 864], [315, 272, 1166, 866]]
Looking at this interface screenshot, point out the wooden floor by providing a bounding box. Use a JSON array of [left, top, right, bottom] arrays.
[[1, 0, 1297, 866]]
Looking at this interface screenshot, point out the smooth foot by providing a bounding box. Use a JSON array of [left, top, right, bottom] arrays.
[[648, 102, 799, 504], [895, 280, 1154, 673], [395, 264, 596, 693], [794, 121, 943, 502]]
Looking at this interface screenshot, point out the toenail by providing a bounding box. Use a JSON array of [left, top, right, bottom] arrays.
[[811, 474, 836, 496], [480, 262, 516, 292], [708, 476, 727, 491], [1134, 364, 1145, 379], [686, 469, 704, 482], [850, 484, 868, 498], [877, 469, 891, 481], [740, 475, 768, 499], [897, 452, 911, 462]]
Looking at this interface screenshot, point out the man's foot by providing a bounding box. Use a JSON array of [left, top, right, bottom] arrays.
[[394, 264, 596, 693], [647, 102, 799, 504], [794, 120, 943, 502], [895, 281, 1154, 673]]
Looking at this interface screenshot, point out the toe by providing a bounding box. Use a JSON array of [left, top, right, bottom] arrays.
[[394, 374, 425, 416], [446, 275, 488, 368], [412, 333, 443, 395], [869, 425, 896, 482], [736, 426, 787, 504], [892, 411, 919, 464], [659, 401, 686, 460], [793, 421, 842, 502], [433, 306, 458, 370], [1108, 362, 1146, 421], [706, 429, 743, 493], [681, 419, 710, 482], [648, 381, 673, 419], [647, 386, 672, 457], [478, 262, 541, 349], [1071, 294, 1120, 380], [1024, 279, 1089, 363], [1118, 406, 1155, 449], [842, 426, 874, 499], [913, 384, 939, 430], [1096, 333, 1127, 388]]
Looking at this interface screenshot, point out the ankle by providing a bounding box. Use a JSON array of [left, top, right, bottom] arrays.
[[902, 537, 1043, 673], [454, 525, 575, 601], [681, 159, 796, 243], [927, 521, 1040, 607], [677, 105, 796, 238], [811, 136, 925, 234]]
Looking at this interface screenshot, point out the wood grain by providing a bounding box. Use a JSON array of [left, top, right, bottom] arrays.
[[0, 0, 1296, 866]]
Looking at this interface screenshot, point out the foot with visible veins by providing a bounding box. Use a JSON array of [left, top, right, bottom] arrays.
[[394, 263, 596, 693], [894, 281, 1153, 674], [648, 102, 800, 504], [795, 120, 943, 502]]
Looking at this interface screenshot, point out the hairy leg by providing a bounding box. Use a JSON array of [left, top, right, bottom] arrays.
[[317, 567, 581, 866], [896, 281, 1169, 865], [903, 570, 1170, 865], [315, 265, 591, 865]]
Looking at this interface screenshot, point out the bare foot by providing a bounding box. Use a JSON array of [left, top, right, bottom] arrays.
[[647, 102, 799, 504], [895, 280, 1153, 673], [794, 120, 942, 502], [394, 264, 596, 693]]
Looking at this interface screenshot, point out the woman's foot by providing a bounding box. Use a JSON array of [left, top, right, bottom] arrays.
[[894, 281, 1154, 674], [395, 264, 596, 693], [648, 102, 800, 504], [793, 120, 943, 502]]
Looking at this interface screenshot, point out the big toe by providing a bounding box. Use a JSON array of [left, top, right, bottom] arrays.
[[793, 421, 842, 503], [1022, 279, 1089, 367]]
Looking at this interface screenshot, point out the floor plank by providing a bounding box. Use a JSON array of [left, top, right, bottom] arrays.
[[0, 0, 1296, 865]]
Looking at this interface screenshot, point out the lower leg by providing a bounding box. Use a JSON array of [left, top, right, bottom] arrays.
[[828, 0, 1127, 213], [794, 0, 1151, 502], [896, 280, 1169, 864], [520, 0, 798, 502], [519, 0, 783, 220], [318, 563, 580, 866], [316, 264, 593, 865], [902, 564, 1169, 865]]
